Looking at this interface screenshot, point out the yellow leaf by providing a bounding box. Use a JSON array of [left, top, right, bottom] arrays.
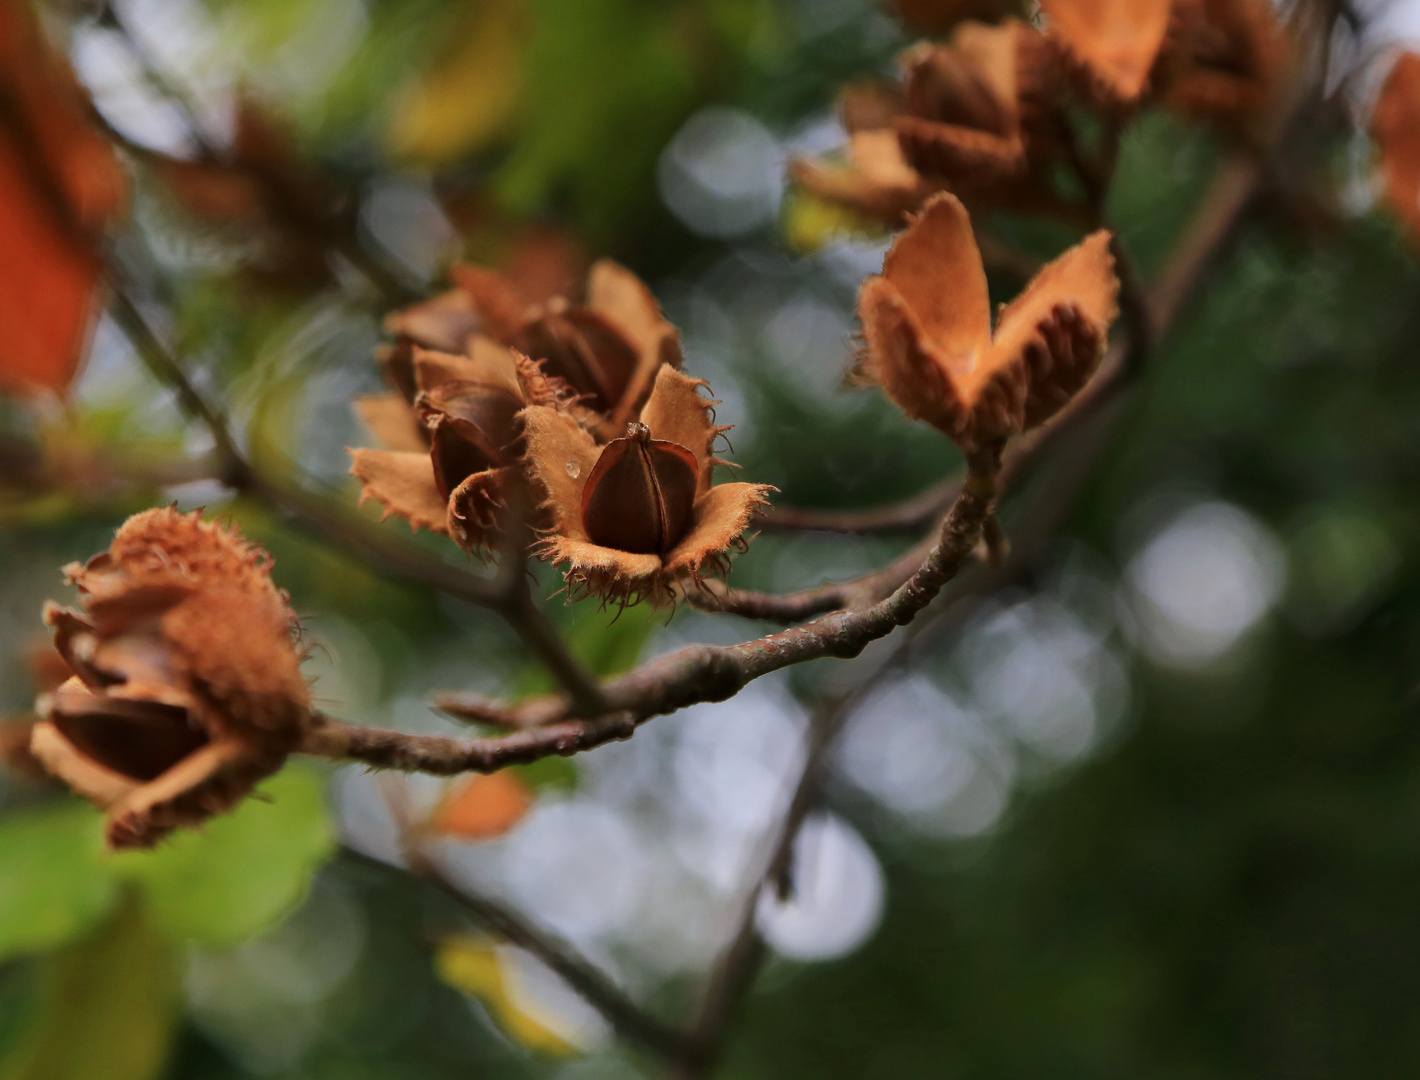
[[434, 938, 579, 1056], [781, 187, 885, 254], [385, 0, 528, 165]]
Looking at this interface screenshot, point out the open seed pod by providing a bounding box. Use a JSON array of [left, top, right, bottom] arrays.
[[790, 20, 1065, 226], [789, 129, 939, 226], [443, 259, 683, 429], [522, 366, 773, 607], [350, 338, 561, 553], [381, 258, 681, 434], [857, 193, 1119, 449], [1160, 0, 1293, 133], [29, 508, 309, 849], [1038, 0, 1174, 105], [895, 20, 1057, 184]]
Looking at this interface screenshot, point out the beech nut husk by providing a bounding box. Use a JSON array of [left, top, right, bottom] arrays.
[[351, 340, 564, 554], [29, 508, 310, 849], [857, 192, 1119, 449], [523, 367, 773, 607]]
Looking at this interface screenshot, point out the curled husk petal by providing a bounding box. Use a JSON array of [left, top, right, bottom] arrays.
[[789, 131, 937, 226], [449, 465, 519, 555], [442, 258, 681, 424], [350, 448, 452, 535], [30, 508, 308, 849], [383, 288, 481, 354], [1039, 0, 1173, 104], [350, 338, 551, 553], [355, 392, 427, 453], [858, 193, 1119, 448], [523, 369, 771, 606]]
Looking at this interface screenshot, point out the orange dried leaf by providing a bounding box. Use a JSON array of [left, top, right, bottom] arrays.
[[1373, 53, 1420, 242], [0, 143, 100, 397], [431, 770, 533, 841], [0, 0, 127, 397]]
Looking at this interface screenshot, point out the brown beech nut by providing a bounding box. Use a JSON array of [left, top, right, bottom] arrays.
[[581, 423, 699, 555], [521, 366, 774, 607], [351, 341, 563, 554]]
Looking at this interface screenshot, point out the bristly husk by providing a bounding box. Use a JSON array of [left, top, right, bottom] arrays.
[[349, 339, 563, 555], [1161, 0, 1294, 133], [31, 508, 308, 849], [858, 192, 1119, 449], [522, 367, 772, 607], [1038, 0, 1173, 105], [789, 19, 1068, 224]]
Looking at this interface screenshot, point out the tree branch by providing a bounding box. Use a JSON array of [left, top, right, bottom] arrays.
[[300, 445, 1001, 771], [676, 693, 853, 1075], [341, 845, 693, 1063]]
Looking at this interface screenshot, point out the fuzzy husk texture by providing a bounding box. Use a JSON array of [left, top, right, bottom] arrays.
[[522, 366, 773, 607], [858, 192, 1119, 448], [31, 507, 308, 848]]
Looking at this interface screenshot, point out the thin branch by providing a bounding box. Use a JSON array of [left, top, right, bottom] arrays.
[[685, 532, 939, 623], [677, 693, 854, 1075], [342, 845, 693, 1063], [98, 2, 420, 306], [299, 445, 1002, 771], [106, 287, 248, 482], [753, 476, 960, 534]]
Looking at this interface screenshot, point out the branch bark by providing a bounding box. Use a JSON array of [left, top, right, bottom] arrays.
[[300, 446, 1001, 770], [342, 845, 693, 1063]]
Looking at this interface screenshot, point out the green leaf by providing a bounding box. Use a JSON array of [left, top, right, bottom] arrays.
[[564, 600, 656, 677], [0, 898, 180, 1080], [0, 803, 117, 963], [113, 764, 335, 946], [513, 754, 577, 792]]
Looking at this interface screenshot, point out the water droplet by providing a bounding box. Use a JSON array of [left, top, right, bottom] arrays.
[[565, 462, 581, 479]]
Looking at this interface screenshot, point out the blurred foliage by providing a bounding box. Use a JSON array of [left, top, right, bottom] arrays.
[[3, 0, 1420, 1077], [435, 938, 577, 1056]]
